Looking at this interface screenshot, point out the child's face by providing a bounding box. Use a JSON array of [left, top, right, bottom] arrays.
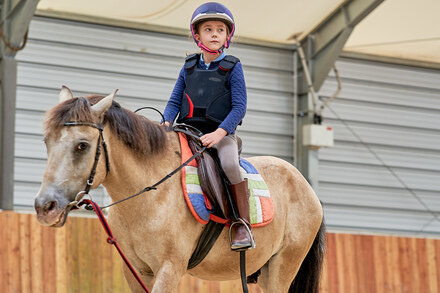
[[195, 20, 229, 52]]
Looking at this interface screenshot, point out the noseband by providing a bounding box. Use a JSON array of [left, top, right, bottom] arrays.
[[63, 122, 110, 205]]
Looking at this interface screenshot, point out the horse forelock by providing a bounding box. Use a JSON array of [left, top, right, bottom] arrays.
[[44, 95, 167, 156], [44, 96, 97, 138]]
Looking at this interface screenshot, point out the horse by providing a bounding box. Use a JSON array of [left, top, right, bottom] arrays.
[[34, 87, 325, 293]]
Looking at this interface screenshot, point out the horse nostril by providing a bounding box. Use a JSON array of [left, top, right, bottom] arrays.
[[44, 201, 57, 213]]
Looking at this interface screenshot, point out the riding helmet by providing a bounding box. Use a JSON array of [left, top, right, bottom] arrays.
[[190, 2, 235, 53]]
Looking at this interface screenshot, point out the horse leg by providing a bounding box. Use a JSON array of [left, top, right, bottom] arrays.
[[149, 261, 187, 293], [257, 246, 306, 293], [122, 261, 186, 293], [258, 220, 326, 293], [122, 264, 154, 293]]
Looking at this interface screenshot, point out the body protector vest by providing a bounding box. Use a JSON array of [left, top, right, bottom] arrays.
[[176, 54, 240, 133]]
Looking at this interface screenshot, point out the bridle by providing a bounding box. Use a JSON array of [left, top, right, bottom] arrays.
[[61, 120, 155, 292], [63, 121, 110, 208]]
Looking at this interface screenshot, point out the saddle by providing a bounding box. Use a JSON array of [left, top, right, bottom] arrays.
[[174, 124, 273, 272], [175, 124, 241, 220]]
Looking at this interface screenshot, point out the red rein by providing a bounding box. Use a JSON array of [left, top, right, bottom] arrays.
[[79, 199, 150, 293]]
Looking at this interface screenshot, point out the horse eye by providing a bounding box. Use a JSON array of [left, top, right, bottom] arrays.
[[77, 142, 88, 151]]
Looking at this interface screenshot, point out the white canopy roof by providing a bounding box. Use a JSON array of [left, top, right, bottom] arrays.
[[37, 0, 440, 65]]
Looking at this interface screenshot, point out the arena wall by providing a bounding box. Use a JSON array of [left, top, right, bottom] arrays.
[[1, 211, 439, 292]]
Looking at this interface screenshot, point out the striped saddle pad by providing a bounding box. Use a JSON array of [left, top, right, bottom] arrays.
[[178, 133, 274, 227]]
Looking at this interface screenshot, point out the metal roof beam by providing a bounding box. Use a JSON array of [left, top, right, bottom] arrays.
[[0, 0, 39, 210], [294, 0, 384, 189], [299, 0, 385, 93]]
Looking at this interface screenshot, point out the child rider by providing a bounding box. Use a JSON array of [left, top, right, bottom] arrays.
[[162, 2, 254, 250]]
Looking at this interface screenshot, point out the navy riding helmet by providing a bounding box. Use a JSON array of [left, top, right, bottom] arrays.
[[190, 2, 235, 54]]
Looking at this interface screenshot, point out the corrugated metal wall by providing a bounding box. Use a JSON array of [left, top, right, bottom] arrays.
[[14, 16, 294, 209], [14, 17, 440, 236], [319, 58, 440, 235]]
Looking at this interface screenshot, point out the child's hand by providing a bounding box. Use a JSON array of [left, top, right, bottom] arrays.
[[200, 128, 227, 148]]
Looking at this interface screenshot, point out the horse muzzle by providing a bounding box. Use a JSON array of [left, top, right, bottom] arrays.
[[34, 189, 72, 227]]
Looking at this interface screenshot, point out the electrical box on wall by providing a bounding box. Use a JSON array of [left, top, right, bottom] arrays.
[[303, 124, 334, 149]]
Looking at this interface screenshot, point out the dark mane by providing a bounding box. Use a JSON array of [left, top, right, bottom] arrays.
[[44, 95, 167, 155]]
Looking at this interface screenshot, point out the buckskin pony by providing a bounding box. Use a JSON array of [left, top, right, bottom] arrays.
[[34, 87, 325, 293]]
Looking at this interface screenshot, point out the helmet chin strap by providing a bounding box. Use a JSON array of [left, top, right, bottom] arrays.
[[198, 42, 225, 55]]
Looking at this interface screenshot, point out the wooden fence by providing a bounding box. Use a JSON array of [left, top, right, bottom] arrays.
[[1, 211, 439, 292]]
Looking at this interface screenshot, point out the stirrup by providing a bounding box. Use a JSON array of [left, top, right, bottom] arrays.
[[228, 218, 256, 251]]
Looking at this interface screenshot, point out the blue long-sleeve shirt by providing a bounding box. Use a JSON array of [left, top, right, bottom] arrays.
[[163, 53, 247, 134]]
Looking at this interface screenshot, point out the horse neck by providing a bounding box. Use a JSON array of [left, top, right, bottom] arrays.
[[102, 129, 181, 203]]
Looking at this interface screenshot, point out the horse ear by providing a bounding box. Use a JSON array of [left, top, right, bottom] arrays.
[[91, 89, 118, 117], [59, 85, 74, 103]]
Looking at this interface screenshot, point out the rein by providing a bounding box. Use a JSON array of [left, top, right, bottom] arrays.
[[62, 120, 206, 293], [78, 199, 151, 293], [64, 121, 205, 208], [100, 143, 206, 209]]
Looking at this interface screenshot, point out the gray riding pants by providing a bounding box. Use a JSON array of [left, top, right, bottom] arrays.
[[213, 134, 244, 185]]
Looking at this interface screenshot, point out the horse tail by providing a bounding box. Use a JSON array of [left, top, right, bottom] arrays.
[[289, 219, 326, 293]]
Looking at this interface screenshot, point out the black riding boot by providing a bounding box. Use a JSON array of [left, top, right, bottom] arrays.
[[230, 179, 254, 251]]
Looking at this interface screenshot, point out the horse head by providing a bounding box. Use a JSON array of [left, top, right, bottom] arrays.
[[34, 86, 116, 227]]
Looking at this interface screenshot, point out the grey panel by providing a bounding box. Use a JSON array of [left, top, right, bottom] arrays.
[[16, 110, 45, 135], [320, 142, 440, 171], [17, 62, 176, 100], [15, 133, 46, 159], [17, 41, 183, 80], [14, 158, 47, 183], [14, 182, 40, 208], [318, 57, 440, 235], [323, 99, 440, 130], [318, 182, 439, 212], [421, 219, 440, 234], [240, 132, 293, 158], [328, 119, 440, 151], [28, 17, 293, 71], [13, 17, 294, 210], [247, 89, 293, 114], [27, 17, 195, 59], [243, 112, 293, 136], [332, 59, 440, 90], [16, 86, 59, 111], [320, 78, 440, 110], [323, 205, 438, 234], [320, 161, 406, 189]]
